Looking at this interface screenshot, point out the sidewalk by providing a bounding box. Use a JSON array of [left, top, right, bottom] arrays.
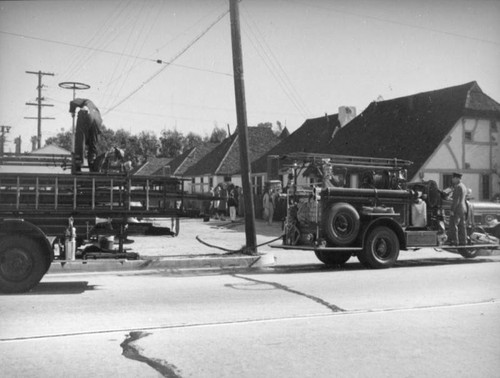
[[48, 217, 282, 274]]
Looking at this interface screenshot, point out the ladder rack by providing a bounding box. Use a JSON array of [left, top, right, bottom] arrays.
[[282, 152, 413, 171], [0, 172, 183, 218]]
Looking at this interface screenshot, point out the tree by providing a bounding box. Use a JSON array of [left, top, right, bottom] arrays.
[[257, 122, 272, 129], [209, 125, 227, 143], [184, 132, 203, 151], [159, 129, 184, 157], [257, 121, 285, 137], [44, 128, 72, 151]]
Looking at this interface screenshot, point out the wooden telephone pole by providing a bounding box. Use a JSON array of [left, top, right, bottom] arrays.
[[25, 70, 55, 149], [229, 0, 257, 253]]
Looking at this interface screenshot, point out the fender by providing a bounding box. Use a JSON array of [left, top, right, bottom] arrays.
[[360, 217, 406, 250], [0, 219, 54, 265]]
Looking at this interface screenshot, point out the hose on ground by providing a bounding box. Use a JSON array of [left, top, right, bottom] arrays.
[[195, 234, 284, 255]]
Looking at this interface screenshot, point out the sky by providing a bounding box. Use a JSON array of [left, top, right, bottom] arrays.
[[0, 0, 499, 153]]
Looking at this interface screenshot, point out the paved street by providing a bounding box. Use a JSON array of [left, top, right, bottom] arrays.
[[1, 242, 500, 377]]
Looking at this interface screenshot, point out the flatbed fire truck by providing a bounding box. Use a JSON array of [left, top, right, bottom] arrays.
[[0, 152, 188, 293], [272, 152, 500, 268]]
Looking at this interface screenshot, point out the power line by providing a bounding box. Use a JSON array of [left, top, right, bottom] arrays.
[[103, 8, 230, 115], [0, 30, 231, 77], [241, 4, 311, 117], [282, 0, 500, 46]]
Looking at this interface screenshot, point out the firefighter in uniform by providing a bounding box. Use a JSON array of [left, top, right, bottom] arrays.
[[448, 172, 468, 246], [69, 98, 103, 172]]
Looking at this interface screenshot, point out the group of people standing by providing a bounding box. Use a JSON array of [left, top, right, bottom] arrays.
[[207, 184, 280, 225], [210, 184, 243, 222]]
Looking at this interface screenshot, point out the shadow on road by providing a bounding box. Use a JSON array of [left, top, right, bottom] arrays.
[[15, 281, 99, 295], [269, 256, 500, 275]]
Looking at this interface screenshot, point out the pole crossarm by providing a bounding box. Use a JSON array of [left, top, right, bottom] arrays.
[[25, 70, 55, 149]]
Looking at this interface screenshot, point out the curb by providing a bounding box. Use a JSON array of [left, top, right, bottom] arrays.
[[48, 252, 276, 274]]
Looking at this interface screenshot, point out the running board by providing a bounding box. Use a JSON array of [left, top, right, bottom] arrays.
[[270, 244, 363, 252], [438, 244, 499, 251]]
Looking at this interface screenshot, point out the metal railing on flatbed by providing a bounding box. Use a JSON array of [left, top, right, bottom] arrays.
[[0, 172, 183, 218]]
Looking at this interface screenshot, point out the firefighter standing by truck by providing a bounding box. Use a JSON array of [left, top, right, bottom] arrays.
[[448, 172, 468, 246]]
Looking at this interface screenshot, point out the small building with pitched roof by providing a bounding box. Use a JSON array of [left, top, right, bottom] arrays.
[[0, 144, 72, 174], [184, 127, 280, 193]]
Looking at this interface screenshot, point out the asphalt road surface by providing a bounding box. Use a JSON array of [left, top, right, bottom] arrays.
[[1, 250, 500, 377]]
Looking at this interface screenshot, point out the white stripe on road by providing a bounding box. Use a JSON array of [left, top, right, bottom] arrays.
[[1, 298, 497, 343]]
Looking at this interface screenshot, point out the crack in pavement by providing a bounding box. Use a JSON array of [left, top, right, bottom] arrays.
[[120, 331, 182, 378], [232, 274, 345, 312]]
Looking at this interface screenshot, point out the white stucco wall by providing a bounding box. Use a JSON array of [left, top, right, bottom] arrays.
[[419, 117, 499, 200]]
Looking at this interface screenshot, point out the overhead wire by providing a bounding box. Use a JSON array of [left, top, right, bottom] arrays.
[[240, 4, 311, 118], [281, 0, 500, 46], [61, 1, 135, 81], [0, 29, 232, 78], [102, 1, 150, 110], [102, 8, 230, 115]]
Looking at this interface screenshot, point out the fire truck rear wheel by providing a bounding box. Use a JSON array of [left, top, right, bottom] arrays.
[[0, 236, 48, 294], [325, 203, 360, 246], [360, 226, 399, 269], [459, 248, 478, 259], [314, 250, 351, 266]]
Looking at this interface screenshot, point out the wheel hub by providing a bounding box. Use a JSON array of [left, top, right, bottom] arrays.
[[374, 238, 389, 258], [0, 248, 33, 282]]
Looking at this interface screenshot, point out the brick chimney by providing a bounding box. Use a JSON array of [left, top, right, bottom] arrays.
[[338, 106, 356, 127]]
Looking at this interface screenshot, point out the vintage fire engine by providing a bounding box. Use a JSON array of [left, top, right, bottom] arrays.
[[0, 152, 188, 293], [273, 152, 499, 268]]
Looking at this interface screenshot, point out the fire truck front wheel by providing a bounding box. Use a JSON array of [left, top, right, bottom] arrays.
[[314, 250, 351, 266], [359, 226, 400, 269], [0, 236, 48, 294]]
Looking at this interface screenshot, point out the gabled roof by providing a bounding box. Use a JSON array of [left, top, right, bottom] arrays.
[[279, 127, 290, 139], [185, 127, 280, 177], [134, 157, 173, 176], [253, 81, 500, 180], [327, 81, 500, 179], [252, 114, 340, 173], [167, 142, 219, 176]]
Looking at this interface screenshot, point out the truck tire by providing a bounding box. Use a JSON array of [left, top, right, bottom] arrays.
[[325, 203, 360, 246], [314, 250, 351, 266], [0, 236, 48, 293], [359, 226, 399, 269], [459, 248, 478, 259]]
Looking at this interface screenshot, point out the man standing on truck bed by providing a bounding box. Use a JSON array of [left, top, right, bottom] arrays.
[[69, 98, 103, 172], [448, 172, 468, 246]]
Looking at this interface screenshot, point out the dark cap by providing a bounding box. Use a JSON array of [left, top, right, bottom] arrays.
[[452, 172, 462, 179]]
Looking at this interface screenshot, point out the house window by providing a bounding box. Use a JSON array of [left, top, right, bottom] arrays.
[[491, 120, 498, 132], [464, 131, 473, 142], [482, 174, 490, 200], [191, 178, 195, 184], [224, 175, 232, 182], [442, 174, 453, 189], [209, 177, 213, 188]]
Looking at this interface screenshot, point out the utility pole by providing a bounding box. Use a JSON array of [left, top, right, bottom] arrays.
[[229, 0, 257, 254], [0, 125, 11, 155], [25, 70, 55, 149]]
